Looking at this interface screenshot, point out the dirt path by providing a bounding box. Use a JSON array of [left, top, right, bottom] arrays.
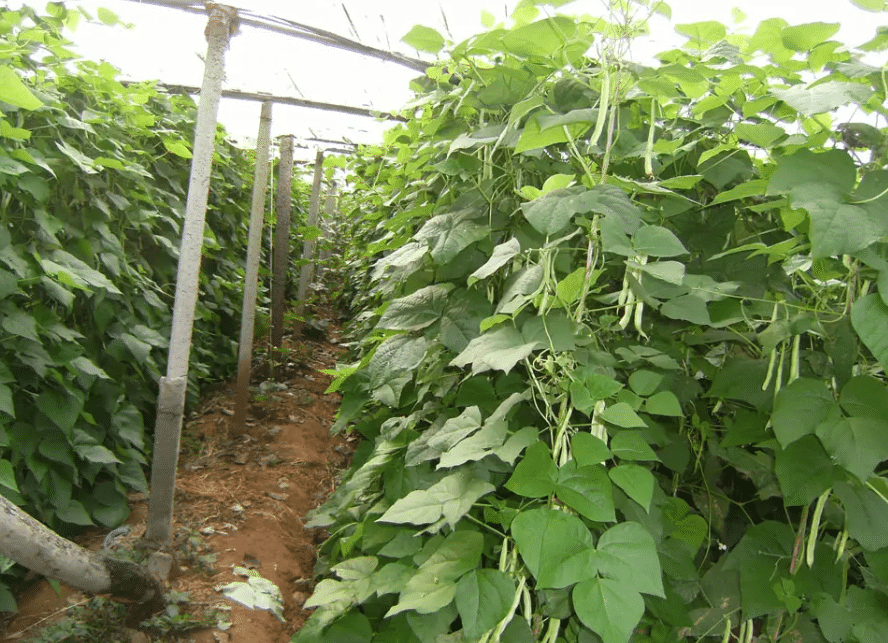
[[1, 314, 351, 643]]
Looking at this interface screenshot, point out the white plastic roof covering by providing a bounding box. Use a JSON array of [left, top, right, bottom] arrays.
[[61, 1, 888, 160], [68, 0, 526, 158]]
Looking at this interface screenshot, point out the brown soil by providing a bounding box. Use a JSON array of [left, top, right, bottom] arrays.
[[0, 314, 352, 643]]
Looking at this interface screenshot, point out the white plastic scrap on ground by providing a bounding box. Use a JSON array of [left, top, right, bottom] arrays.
[[217, 566, 286, 623]]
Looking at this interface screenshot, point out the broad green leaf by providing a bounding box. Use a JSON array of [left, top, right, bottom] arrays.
[[439, 288, 492, 352], [0, 154, 29, 177], [555, 461, 616, 523], [766, 149, 881, 258], [437, 419, 508, 468], [596, 521, 665, 597], [38, 435, 75, 469], [56, 500, 93, 526], [520, 187, 596, 235], [834, 482, 888, 551], [494, 426, 539, 465], [771, 83, 874, 116], [659, 175, 703, 189], [406, 406, 483, 466], [816, 417, 888, 482], [97, 7, 120, 25], [373, 562, 413, 596], [632, 226, 688, 257], [781, 22, 840, 51], [644, 391, 682, 416], [608, 464, 654, 512], [600, 403, 647, 429], [388, 531, 483, 616], [162, 138, 192, 158], [542, 173, 575, 194], [554, 267, 588, 306], [0, 269, 17, 299], [610, 431, 658, 461], [455, 569, 515, 640], [710, 179, 769, 205], [851, 0, 886, 9], [0, 66, 43, 109], [570, 380, 596, 415], [709, 358, 773, 411], [573, 578, 644, 643], [45, 250, 123, 294], [628, 370, 662, 396], [378, 469, 495, 529], [325, 611, 372, 642], [505, 441, 557, 497], [515, 108, 595, 153], [377, 285, 450, 331], [500, 16, 578, 58], [586, 374, 624, 400], [415, 208, 489, 264], [572, 433, 612, 466], [771, 378, 838, 448], [450, 326, 539, 374], [402, 25, 445, 53], [368, 336, 430, 406], [675, 21, 726, 43], [0, 120, 31, 140], [774, 435, 839, 506], [0, 459, 18, 492], [36, 389, 83, 437], [75, 444, 122, 464], [840, 376, 888, 420], [469, 238, 521, 283], [521, 312, 578, 352], [768, 149, 856, 198], [734, 123, 786, 148], [852, 294, 888, 371], [0, 384, 13, 418], [660, 294, 710, 325], [1, 305, 39, 342], [634, 260, 685, 285], [511, 507, 597, 589], [497, 264, 544, 314]]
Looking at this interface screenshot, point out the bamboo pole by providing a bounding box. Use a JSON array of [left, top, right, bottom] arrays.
[[145, 3, 238, 547], [231, 101, 273, 435], [270, 135, 295, 349], [296, 150, 324, 336]]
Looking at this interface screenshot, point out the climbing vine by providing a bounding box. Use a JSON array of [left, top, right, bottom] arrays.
[[302, 1, 888, 641], [0, 3, 309, 610]]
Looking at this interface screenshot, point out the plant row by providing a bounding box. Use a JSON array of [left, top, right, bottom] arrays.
[[300, 3, 888, 642], [0, 3, 310, 610]]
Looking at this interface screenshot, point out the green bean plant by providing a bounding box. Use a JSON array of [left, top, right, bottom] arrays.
[[300, 0, 888, 641], [0, 2, 309, 610]]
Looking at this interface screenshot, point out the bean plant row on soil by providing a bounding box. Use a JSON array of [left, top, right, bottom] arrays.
[[0, 3, 314, 612], [299, 2, 888, 643]]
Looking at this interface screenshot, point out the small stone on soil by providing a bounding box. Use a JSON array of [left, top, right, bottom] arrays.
[[267, 492, 289, 501]]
